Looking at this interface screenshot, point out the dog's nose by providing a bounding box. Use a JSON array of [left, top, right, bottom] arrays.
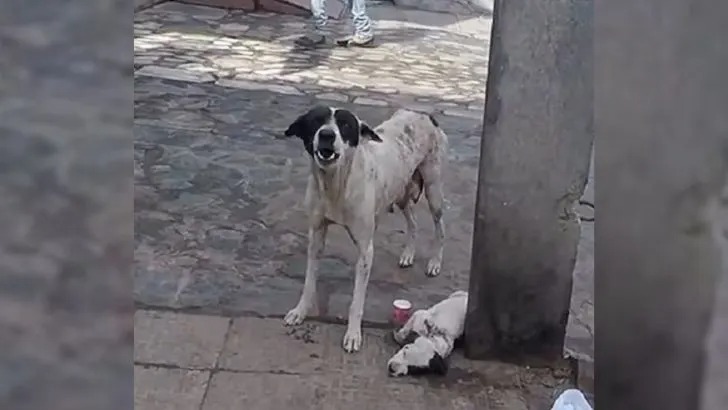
[[387, 363, 396, 375], [318, 128, 336, 143]]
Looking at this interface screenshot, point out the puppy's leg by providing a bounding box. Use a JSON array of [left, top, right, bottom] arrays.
[[398, 202, 417, 268], [284, 221, 328, 325], [420, 163, 445, 277], [343, 221, 375, 353]]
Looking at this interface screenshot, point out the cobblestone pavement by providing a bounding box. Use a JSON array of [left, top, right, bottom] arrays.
[[135, 311, 573, 409], [134, 2, 489, 323], [134, 2, 490, 116]]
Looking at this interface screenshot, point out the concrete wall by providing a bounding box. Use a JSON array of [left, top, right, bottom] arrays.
[[597, 0, 728, 408]]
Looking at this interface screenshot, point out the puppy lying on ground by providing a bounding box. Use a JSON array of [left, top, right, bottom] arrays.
[[388, 291, 468, 376]]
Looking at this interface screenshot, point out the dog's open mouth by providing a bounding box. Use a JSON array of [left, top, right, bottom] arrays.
[[315, 149, 340, 164]]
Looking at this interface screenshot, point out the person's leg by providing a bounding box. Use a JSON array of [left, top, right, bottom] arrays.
[[295, 0, 328, 47], [336, 0, 374, 47]]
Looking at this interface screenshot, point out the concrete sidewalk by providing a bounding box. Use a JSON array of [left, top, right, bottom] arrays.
[[134, 311, 573, 409]]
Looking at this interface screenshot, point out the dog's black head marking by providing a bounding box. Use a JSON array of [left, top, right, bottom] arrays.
[[284, 105, 332, 156], [405, 351, 448, 376], [428, 352, 448, 375], [284, 106, 381, 158], [333, 108, 382, 147]]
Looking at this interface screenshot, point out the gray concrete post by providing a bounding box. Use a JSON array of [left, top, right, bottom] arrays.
[[465, 0, 593, 360]]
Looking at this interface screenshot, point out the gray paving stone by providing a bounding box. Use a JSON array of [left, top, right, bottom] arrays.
[[135, 311, 230, 368], [202, 372, 324, 410], [317, 377, 426, 410], [208, 56, 253, 69], [218, 317, 328, 373], [487, 389, 529, 410], [134, 366, 209, 410], [353, 97, 390, 107], [315, 92, 350, 102], [202, 368, 488, 410], [136, 66, 216, 83], [216, 78, 303, 95], [442, 108, 484, 120], [219, 23, 250, 34]]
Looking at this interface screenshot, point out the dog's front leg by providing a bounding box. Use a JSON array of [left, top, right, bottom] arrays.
[[284, 220, 327, 326], [342, 222, 375, 353]]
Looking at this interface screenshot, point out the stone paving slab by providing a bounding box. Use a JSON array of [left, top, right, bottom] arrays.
[[218, 317, 329, 373], [134, 313, 574, 409], [135, 366, 209, 410], [202, 372, 326, 410], [135, 310, 230, 368]]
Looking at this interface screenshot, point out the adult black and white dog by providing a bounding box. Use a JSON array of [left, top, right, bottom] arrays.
[[388, 291, 468, 376], [280, 105, 448, 353]]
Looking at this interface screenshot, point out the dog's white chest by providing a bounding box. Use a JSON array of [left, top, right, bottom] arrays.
[[320, 201, 348, 226]]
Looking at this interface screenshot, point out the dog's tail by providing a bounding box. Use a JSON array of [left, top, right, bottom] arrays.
[[428, 113, 439, 128], [427, 112, 448, 150]]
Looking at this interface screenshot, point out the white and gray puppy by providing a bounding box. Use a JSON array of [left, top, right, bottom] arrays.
[[281, 105, 448, 353], [388, 291, 468, 376]]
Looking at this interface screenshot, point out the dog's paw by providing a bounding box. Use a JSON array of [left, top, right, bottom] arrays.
[[284, 306, 307, 326], [398, 247, 415, 268], [342, 328, 362, 353], [425, 258, 441, 277]]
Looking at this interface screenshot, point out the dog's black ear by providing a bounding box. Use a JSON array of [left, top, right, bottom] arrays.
[[360, 122, 382, 142], [428, 352, 448, 375], [284, 114, 306, 138]]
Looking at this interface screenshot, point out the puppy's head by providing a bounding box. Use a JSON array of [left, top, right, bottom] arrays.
[[392, 309, 431, 345], [283, 105, 382, 169], [387, 336, 448, 377]]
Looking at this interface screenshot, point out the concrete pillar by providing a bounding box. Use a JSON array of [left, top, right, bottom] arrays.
[[465, 0, 593, 360]]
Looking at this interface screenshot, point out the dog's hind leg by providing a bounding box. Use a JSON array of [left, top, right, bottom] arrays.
[[420, 163, 445, 277], [284, 221, 328, 326], [398, 202, 417, 268]]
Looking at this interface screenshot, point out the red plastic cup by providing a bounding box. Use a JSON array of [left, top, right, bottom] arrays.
[[392, 299, 412, 327]]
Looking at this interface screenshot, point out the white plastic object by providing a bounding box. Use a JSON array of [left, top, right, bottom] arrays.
[[550, 389, 593, 410], [393, 299, 412, 310]]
